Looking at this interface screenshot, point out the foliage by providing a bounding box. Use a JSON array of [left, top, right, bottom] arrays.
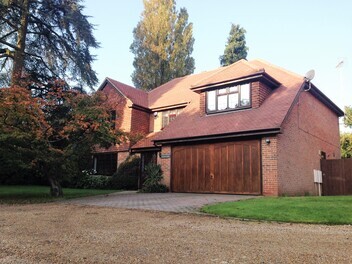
[[0, 86, 120, 196], [111, 155, 140, 190], [219, 24, 248, 66], [344, 106, 352, 128], [0, 87, 49, 178], [340, 133, 352, 158], [141, 163, 168, 193], [0, 185, 118, 204], [69, 174, 112, 190], [201, 196, 352, 225], [0, 0, 98, 89], [130, 0, 195, 91]]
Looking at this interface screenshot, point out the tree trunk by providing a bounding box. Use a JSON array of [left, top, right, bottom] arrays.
[[48, 175, 63, 197], [11, 0, 29, 86]]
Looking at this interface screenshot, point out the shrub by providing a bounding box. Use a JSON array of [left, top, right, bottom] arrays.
[[111, 156, 140, 190], [72, 174, 112, 189], [141, 163, 168, 193]]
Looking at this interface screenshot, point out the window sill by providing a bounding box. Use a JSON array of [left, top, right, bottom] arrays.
[[206, 106, 251, 115]]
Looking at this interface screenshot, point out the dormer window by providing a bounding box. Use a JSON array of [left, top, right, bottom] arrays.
[[206, 83, 251, 113]]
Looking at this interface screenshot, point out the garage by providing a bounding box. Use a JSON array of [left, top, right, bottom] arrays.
[[171, 140, 261, 194]]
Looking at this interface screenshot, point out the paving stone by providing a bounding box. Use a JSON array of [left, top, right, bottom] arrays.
[[64, 192, 256, 213]]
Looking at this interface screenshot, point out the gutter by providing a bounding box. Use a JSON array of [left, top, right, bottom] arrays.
[[153, 128, 281, 145]]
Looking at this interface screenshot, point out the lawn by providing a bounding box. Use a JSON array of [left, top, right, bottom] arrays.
[[201, 196, 352, 225], [0, 185, 118, 204]]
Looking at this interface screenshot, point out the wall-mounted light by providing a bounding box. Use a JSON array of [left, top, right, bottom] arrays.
[[153, 112, 158, 118], [265, 138, 271, 144]]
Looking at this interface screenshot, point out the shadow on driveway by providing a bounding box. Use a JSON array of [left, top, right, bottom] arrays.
[[65, 192, 257, 213]]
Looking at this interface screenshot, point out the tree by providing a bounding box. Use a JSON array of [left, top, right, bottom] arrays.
[[0, 87, 49, 179], [340, 106, 352, 158], [219, 24, 248, 66], [130, 0, 195, 91], [0, 0, 98, 89], [344, 106, 352, 128], [0, 86, 120, 196], [340, 133, 352, 158]]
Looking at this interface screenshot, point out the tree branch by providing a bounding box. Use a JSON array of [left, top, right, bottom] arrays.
[[24, 50, 59, 77], [0, 16, 18, 30], [0, 29, 17, 41], [0, 39, 19, 51]]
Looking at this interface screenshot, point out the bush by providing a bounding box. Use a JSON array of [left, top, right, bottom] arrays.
[[111, 156, 140, 190], [140, 163, 168, 193], [71, 174, 112, 189]]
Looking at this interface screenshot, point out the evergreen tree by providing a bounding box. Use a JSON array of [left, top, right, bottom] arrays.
[[0, 0, 99, 90], [220, 24, 248, 66], [130, 0, 195, 91]]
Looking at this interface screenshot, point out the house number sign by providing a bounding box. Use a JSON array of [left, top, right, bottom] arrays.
[[160, 153, 171, 159]]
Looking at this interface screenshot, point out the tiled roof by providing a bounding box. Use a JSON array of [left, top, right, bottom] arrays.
[[153, 59, 304, 142], [93, 141, 130, 153], [103, 78, 149, 108], [131, 132, 160, 150], [102, 59, 342, 148], [191, 59, 262, 89], [147, 67, 224, 110]]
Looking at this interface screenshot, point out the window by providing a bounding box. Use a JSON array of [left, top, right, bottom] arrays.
[[162, 109, 181, 128], [94, 153, 117, 176], [110, 110, 116, 129], [206, 83, 251, 113]]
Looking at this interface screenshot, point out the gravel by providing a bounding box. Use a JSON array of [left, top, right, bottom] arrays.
[[0, 203, 351, 263]]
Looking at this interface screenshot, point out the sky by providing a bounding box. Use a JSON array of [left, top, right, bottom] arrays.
[[84, 0, 352, 114]]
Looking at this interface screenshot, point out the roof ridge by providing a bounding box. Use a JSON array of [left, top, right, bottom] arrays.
[[192, 59, 262, 87], [147, 75, 186, 94], [250, 59, 303, 79], [105, 77, 149, 107], [107, 77, 146, 93], [190, 66, 228, 87], [103, 77, 128, 101]]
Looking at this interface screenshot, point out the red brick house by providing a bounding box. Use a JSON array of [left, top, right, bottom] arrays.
[[94, 59, 343, 196]]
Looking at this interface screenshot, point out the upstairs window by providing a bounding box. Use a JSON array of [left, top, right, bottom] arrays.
[[162, 109, 181, 128], [206, 83, 250, 113]]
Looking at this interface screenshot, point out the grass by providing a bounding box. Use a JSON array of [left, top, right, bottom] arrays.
[[0, 185, 119, 204], [201, 196, 352, 225]]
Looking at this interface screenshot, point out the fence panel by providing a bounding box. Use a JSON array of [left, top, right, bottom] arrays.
[[321, 159, 352, 195]]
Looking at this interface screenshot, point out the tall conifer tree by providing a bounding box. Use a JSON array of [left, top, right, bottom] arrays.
[[130, 0, 195, 91], [220, 24, 248, 66], [0, 0, 99, 90]]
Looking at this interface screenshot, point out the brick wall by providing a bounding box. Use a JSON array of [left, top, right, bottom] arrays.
[[131, 108, 150, 135], [157, 145, 171, 188], [102, 83, 131, 132], [153, 112, 163, 132], [262, 136, 279, 196], [117, 151, 130, 167], [199, 92, 205, 116], [277, 91, 340, 195], [251, 81, 272, 108]]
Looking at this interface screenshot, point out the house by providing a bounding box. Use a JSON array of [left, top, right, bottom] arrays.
[[94, 59, 343, 196]]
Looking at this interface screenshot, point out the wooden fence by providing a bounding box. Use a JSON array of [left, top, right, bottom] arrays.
[[321, 158, 352, 195]]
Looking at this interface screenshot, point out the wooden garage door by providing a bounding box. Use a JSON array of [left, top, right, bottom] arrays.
[[171, 140, 261, 194]]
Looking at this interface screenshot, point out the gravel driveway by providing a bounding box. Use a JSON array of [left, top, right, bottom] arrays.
[[1, 203, 351, 263]]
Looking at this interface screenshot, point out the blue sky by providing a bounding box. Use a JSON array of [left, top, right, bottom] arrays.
[[84, 0, 351, 111]]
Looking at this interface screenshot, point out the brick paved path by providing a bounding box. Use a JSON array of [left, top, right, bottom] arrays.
[[65, 192, 256, 213]]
